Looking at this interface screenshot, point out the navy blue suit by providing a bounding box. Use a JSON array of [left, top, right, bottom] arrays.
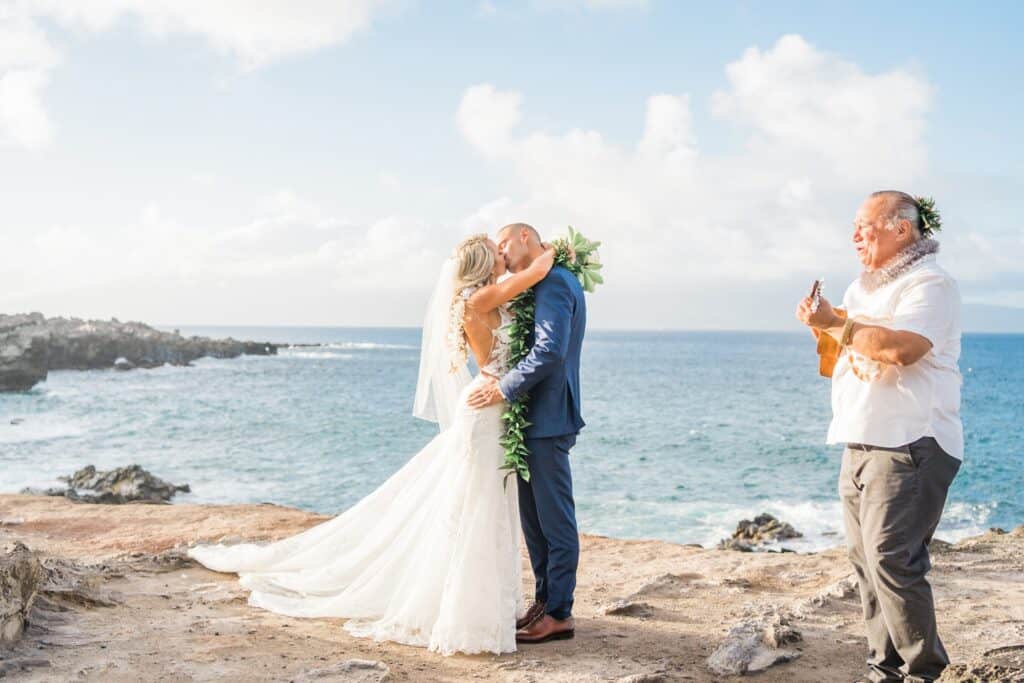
[[499, 265, 586, 620]]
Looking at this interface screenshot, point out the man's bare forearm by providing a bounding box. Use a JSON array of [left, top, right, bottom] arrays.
[[821, 317, 930, 366]]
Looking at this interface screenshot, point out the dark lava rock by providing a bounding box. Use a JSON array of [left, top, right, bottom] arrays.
[[21, 465, 190, 505], [719, 513, 803, 552]]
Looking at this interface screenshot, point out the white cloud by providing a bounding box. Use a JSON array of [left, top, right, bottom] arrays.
[[461, 196, 518, 234], [0, 66, 53, 148], [0, 11, 60, 147], [711, 34, 931, 184], [378, 171, 402, 191], [637, 93, 696, 169], [0, 0, 394, 148], [457, 84, 523, 159], [3, 29, 1018, 328], [23, 0, 393, 69], [190, 171, 220, 187], [0, 190, 477, 323], [456, 35, 936, 292]]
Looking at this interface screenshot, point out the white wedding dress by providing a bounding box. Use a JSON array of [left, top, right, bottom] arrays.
[[188, 289, 524, 656]]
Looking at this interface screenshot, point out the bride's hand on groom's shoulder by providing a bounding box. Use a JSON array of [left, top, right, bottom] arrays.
[[534, 245, 556, 274]]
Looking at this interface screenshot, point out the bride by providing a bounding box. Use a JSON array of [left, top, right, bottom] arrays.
[[188, 234, 556, 656]]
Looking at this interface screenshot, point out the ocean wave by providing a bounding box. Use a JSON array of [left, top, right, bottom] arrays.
[[935, 501, 998, 541], [316, 342, 417, 351], [279, 351, 356, 360], [275, 342, 416, 358], [0, 417, 85, 445], [580, 496, 1002, 553], [692, 498, 845, 552], [577, 497, 845, 551]]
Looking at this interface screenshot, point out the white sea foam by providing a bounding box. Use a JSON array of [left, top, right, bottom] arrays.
[[935, 501, 998, 541], [691, 498, 998, 551], [582, 495, 997, 554], [0, 416, 85, 444], [43, 386, 80, 398], [576, 497, 845, 552], [322, 342, 417, 351], [276, 341, 416, 358], [280, 351, 356, 360], [693, 499, 845, 552]]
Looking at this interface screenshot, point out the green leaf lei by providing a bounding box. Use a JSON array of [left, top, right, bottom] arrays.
[[500, 227, 603, 486]]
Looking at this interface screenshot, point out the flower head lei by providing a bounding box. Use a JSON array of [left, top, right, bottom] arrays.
[[915, 196, 942, 237]]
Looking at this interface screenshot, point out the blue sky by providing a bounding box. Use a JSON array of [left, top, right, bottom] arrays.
[[1, 1, 1022, 330]]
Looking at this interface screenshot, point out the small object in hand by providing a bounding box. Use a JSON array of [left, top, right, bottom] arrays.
[[809, 279, 824, 314]]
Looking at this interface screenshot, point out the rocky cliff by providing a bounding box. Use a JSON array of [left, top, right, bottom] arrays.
[[0, 313, 278, 392]]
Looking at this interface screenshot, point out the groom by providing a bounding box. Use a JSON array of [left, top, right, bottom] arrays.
[[467, 222, 587, 644]]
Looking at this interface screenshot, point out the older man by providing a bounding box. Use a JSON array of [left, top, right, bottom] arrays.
[[797, 191, 963, 683]]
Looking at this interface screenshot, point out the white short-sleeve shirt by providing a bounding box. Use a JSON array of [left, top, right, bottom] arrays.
[[826, 255, 964, 460]]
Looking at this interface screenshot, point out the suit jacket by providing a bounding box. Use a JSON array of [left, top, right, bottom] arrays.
[[499, 265, 586, 440]]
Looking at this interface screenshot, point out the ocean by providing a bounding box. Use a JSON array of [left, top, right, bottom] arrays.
[[1, 327, 1021, 551]]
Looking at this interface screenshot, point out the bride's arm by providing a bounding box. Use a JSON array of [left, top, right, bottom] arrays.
[[469, 246, 555, 314]]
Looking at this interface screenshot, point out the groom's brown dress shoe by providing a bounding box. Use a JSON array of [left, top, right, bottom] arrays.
[[516, 615, 575, 644], [516, 601, 546, 630]]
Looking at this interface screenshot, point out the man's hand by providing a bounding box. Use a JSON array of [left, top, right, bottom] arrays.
[[796, 295, 842, 330], [466, 378, 506, 409]]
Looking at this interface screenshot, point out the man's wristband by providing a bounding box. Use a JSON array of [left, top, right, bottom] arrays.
[[840, 318, 856, 347]]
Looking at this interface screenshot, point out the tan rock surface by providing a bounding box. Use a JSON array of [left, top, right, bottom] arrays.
[[0, 494, 1021, 682]]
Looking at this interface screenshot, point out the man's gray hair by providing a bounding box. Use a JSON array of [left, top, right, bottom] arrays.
[[870, 190, 923, 240]]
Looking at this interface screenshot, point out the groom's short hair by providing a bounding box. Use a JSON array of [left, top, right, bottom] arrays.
[[500, 222, 541, 243]]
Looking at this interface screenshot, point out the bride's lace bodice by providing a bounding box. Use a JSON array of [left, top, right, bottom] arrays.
[[479, 305, 513, 377]]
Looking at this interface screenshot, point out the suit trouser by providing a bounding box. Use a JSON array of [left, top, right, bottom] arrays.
[[839, 437, 961, 683], [518, 434, 579, 621]]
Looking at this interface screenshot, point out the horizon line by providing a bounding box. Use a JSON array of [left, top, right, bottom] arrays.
[[161, 323, 1024, 336]]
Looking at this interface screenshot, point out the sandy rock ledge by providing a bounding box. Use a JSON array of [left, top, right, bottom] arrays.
[[0, 495, 1022, 682]]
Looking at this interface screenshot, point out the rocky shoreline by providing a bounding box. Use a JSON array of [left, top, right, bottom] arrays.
[[1, 494, 1021, 682], [0, 313, 279, 392]]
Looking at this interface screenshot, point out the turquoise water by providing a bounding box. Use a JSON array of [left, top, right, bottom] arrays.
[[1, 328, 1020, 550]]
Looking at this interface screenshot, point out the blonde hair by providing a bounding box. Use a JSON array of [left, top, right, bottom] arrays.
[[454, 233, 495, 293], [448, 233, 496, 369]]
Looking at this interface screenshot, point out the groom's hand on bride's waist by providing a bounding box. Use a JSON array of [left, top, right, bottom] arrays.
[[467, 378, 506, 408]]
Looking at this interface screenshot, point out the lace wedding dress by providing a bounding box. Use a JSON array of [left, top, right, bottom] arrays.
[[188, 293, 524, 656]]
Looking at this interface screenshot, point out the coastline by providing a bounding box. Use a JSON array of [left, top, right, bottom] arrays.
[[2, 495, 1021, 681]]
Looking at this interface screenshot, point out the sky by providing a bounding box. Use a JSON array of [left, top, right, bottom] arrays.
[[1, 0, 1022, 331]]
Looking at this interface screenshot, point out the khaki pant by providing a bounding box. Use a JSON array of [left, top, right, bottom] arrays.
[[839, 437, 961, 683]]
